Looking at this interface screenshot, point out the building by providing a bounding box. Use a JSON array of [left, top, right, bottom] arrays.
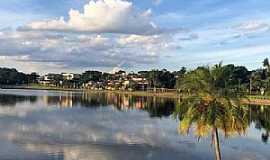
[[61, 73, 80, 80], [38, 74, 62, 86]]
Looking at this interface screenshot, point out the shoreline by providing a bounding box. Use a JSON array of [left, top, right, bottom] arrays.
[[2, 85, 270, 105], [1, 85, 181, 98]]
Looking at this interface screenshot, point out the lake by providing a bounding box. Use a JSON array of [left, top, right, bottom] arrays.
[[0, 89, 269, 160]]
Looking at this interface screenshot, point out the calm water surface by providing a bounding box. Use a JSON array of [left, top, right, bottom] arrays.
[[0, 89, 269, 160]]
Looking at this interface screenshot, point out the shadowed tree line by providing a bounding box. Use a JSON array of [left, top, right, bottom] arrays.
[[0, 68, 38, 85], [0, 94, 38, 106]]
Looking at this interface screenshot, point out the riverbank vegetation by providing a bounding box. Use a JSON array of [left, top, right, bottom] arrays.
[[0, 58, 269, 96]]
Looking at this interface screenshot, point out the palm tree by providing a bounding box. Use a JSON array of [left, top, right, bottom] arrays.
[[175, 63, 249, 160], [175, 98, 249, 160], [263, 58, 270, 72]]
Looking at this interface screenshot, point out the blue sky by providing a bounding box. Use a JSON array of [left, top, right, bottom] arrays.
[[0, 0, 270, 73]]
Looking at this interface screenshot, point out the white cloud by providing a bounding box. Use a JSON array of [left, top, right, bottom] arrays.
[[0, 29, 177, 73], [234, 21, 270, 33], [118, 34, 161, 45], [21, 0, 159, 35], [118, 34, 180, 56], [0, 0, 186, 73]]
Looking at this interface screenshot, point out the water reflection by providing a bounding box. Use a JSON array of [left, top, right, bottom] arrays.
[[0, 90, 175, 118], [0, 94, 37, 106], [0, 89, 269, 160], [174, 97, 270, 160], [251, 106, 270, 143]]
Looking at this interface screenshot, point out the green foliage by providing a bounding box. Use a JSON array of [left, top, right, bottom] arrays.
[[27, 72, 40, 84], [174, 98, 249, 138], [176, 63, 250, 93], [0, 58, 269, 94], [173, 62, 250, 159], [80, 71, 102, 83], [143, 69, 176, 89], [177, 63, 247, 99], [0, 68, 28, 85]]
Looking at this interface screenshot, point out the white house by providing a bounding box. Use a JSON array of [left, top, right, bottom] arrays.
[[62, 73, 80, 80]]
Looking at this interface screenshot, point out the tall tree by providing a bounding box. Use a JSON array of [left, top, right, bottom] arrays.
[[175, 63, 248, 160], [263, 58, 270, 73]]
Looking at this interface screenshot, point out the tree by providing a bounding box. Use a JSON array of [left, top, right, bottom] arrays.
[[46, 74, 63, 87], [176, 63, 250, 93], [145, 69, 176, 89], [0, 68, 28, 85], [27, 72, 39, 84], [250, 69, 268, 94], [263, 58, 270, 72], [175, 63, 248, 160], [101, 72, 113, 81], [80, 71, 102, 84]]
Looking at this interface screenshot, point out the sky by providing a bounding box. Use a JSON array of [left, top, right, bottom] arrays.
[[0, 0, 270, 74]]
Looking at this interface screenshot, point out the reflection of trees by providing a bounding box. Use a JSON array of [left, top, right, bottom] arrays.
[[251, 106, 270, 143], [104, 94, 175, 118], [19, 91, 268, 146], [143, 97, 175, 118], [43, 92, 176, 118], [0, 94, 37, 106], [84, 93, 176, 118]]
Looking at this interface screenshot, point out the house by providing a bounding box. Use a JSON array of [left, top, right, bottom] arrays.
[[38, 74, 54, 85], [38, 77, 51, 85], [61, 73, 80, 80], [131, 77, 149, 90], [38, 74, 62, 86]]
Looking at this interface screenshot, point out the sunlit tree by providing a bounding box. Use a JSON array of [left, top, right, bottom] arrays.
[[174, 63, 249, 160]]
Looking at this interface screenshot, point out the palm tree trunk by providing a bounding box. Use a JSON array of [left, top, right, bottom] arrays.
[[213, 127, 222, 160]]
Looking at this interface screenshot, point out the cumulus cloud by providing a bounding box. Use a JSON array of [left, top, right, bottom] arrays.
[[0, 0, 185, 73], [21, 0, 159, 35], [118, 34, 180, 56], [0, 29, 179, 73]]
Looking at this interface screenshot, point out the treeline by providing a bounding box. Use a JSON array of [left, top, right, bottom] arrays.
[[176, 58, 270, 95], [0, 58, 269, 95], [0, 68, 38, 85]]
